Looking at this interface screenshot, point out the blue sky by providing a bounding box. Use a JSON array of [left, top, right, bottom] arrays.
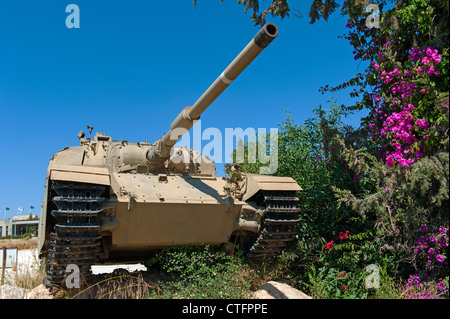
[[0, 1, 366, 219]]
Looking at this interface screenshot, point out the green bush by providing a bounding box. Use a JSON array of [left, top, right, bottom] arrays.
[[146, 245, 256, 299]]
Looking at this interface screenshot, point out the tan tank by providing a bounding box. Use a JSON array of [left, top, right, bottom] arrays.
[[38, 23, 302, 287]]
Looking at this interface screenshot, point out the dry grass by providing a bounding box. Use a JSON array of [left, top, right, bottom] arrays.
[[91, 272, 154, 299], [0, 237, 38, 250], [3, 246, 45, 290], [54, 270, 159, 299]]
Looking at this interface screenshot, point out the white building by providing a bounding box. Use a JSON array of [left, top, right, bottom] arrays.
[[0, 215, 39, 237]]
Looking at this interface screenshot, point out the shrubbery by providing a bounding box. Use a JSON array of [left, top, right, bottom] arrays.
[[238, 0, 449, 299], [146, 245, 256, 299]]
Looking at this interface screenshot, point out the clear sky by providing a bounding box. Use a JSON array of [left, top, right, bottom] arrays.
[[0, 1, 366, 219]]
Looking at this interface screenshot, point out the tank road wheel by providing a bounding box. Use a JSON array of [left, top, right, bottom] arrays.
[[44, 181, 105, 288], [245, 190, 301, 262]]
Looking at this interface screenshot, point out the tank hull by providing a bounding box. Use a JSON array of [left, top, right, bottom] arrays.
[[106, 173, 242, 250], [110, 201, 240, 249], [38, 162, 301, 258]]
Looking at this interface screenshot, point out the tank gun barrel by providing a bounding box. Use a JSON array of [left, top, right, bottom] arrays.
[[146, 23, 279, 164]]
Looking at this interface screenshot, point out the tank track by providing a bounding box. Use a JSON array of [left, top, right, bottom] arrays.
[[246, 190, 300, 261], [44, 181, 104, 288]]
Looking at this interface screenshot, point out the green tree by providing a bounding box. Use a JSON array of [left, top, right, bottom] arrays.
[[194, 0, 342, 26]]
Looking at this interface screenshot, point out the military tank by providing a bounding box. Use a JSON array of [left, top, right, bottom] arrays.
[[38, 23, 302, 287]]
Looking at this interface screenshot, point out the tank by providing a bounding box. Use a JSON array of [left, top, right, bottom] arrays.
[[38, 23, 302, 287]]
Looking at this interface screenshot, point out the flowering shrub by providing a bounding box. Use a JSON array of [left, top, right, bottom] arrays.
[[369, 43, 448, 168], [414, 225, 448, 280], [330, 2, 449, 300], [403, 275, 449, 299], [401, 225, 449, 299], [319, 230, 377, 298], [324, 230, 350, 251], [309, 267, 367, 299]]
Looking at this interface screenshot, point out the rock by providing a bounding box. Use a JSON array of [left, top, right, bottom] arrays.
[[0, 285, 28, 299], [0, 284, 53, 299], [254, 281, 312, 299], [25, 284, 54, 299]]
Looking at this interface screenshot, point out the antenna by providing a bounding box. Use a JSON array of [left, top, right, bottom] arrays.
[[87, 125, 94, 140]]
